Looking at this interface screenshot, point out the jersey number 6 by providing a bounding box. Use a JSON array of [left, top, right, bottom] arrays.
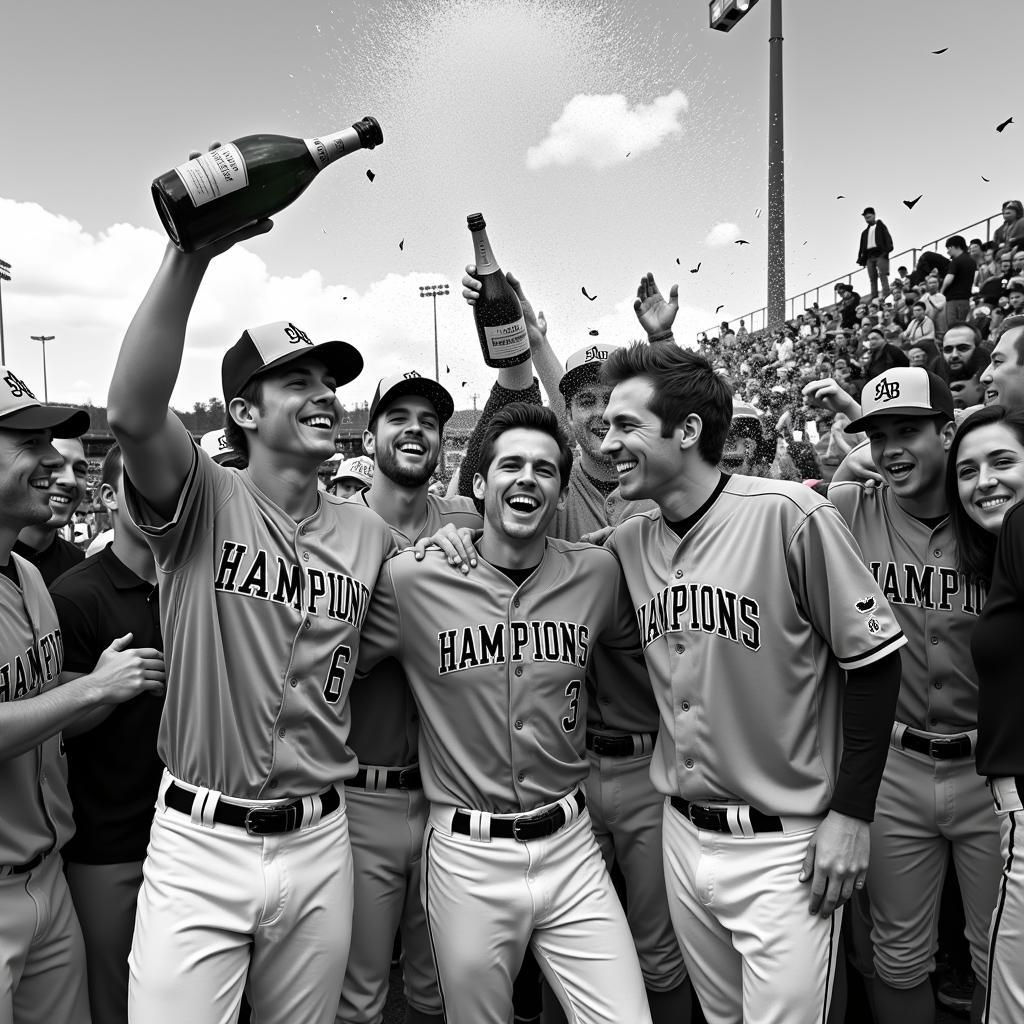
[[323, 644, 352, 704], [562, 679, 582, 733]]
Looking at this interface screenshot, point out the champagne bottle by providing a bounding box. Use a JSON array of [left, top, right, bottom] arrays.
[[466, 213, 531, 368], [152, 117, 383, 252]]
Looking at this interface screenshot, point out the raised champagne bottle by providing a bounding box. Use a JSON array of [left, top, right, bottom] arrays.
[[466, 213, 531, 368], [152, 117, 383, 252]]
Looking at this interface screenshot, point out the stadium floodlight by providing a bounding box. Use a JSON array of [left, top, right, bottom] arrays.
[[709, 0, 760, 32]]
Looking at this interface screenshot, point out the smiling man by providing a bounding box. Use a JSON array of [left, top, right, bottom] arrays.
[[980, 315, 1024, 408], [14, 434, 88, 584], [825, 368, 1002, 1024], [107, 221, 396, 1024], [599, 332, 906, 1024], [358, 402, 652, 1024]]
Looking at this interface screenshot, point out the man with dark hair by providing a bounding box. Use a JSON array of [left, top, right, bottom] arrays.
[[942, 236, 977, 326], [942, 323, 990, 383], [14, 434, 88, 584], [858, 208, 894, 300], [598, 283, 906, 1024], [358, 401, 654, 1024], [51, 442, 166, 1024], [0, 367, 164, 1024], [980, 314, 1024, 408], [337, 372, 479, 1024], [902, 302, 936, 344], [909, 251, 952, 290]]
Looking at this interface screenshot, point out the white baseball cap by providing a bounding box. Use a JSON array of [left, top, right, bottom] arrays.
[[846, 367, 955, 433], [200, 428, 241, 465], [330, 456, 374, 488], [0, 365, 89, 437], [558, 342, 623, 398]]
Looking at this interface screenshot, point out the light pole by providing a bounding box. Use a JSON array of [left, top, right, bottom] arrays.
[[29, 335, 54, 402], [0, 259, 10, 364], [418, 284, 449, 382], [710, 0, 785, 328]]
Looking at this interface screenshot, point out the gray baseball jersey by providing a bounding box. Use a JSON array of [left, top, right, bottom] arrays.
[[357, 541, 640, 812], [606, 474, 907, 816], [125, 444, 395, 799], [346, 491, 482, 765], [0, 555, 74, 864], [828, 481, 984, 732]]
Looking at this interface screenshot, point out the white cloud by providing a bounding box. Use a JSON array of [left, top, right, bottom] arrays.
[[525, 90, 689, 171], [705, 222, 741, 247]]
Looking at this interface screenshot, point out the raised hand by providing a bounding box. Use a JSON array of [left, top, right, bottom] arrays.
[[634, 272, 679, 339]]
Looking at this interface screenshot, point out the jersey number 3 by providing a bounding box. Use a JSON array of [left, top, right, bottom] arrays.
[[562, 679, 582, 732], [323, 644, 352, 704]]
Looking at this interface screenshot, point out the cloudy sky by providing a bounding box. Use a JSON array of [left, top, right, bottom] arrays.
[[1, 0, 1020, 411]]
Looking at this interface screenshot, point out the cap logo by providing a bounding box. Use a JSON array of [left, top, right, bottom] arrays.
[[874, 377, 901, 403], [584, 345, 610, 362], [283, 323, 313, 346], [217, 434, 230, 451], [402, 371, 422, 380], [3, 371, 35, 400]]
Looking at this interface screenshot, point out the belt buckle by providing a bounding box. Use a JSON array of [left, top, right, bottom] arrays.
[[512, 807, 557, 842], [245, 803, 299, 835], [688, 803, 724, 832], [397, 767, 416, 790]]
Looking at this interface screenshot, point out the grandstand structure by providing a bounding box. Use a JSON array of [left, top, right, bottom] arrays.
[[699, 208, 1006, 341]]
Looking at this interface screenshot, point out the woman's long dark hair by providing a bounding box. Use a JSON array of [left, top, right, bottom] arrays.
[[945, 405, 1024, 581]]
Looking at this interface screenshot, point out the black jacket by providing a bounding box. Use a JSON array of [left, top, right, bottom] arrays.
[[858, 220, 894, 264]]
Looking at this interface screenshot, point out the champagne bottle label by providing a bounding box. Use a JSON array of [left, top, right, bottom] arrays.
[[172, 144, 249, 208], [304, 127, 361, 169], [482, 318, 529, 360]]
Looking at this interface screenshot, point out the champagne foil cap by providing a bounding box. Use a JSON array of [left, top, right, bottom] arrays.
[[353, 117, 383, 149], [467, 213, 486, 230]]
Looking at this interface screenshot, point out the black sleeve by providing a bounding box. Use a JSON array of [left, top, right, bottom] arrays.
[[829, 651, 901, 822], [456, 377, 543, 497]]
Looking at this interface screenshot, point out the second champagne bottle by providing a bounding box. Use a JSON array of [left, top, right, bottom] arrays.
[[466, 213, 531, 368]]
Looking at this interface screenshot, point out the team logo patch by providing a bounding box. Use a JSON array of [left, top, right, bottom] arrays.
[[855, 596, 876, 615], [402, 370, 422, 380], [874, 377, 901, 402], [283, 323, 313, 346], [3, 371, 35, 400], [867, 617, 881, 634], [584, 345, 611, 362]]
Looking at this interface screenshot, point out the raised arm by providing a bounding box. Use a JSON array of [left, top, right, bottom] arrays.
[[107, 206, 271, 517], [633, 272, 679, 343]]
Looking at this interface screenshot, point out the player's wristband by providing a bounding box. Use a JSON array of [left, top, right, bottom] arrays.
[[648, 330, 675, 344]]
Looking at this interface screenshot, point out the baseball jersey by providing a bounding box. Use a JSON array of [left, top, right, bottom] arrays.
[[345, 491, 482, 765], [357, 540, 641, 812], [606, 473, 907, 817], [0, 555, 75, 864], [124, 444, 395, 799], [550, 462, 656, 543], [828, 481, 984, 733]]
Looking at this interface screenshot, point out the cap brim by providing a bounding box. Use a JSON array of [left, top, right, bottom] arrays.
[[558, 363, 602, 398], [845, 406, 939, 433], [0, 405, 90, 438], [254, 340, 364, 390], [371, 378, 454, 425]]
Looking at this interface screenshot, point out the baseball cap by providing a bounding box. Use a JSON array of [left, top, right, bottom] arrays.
[[862, 207, 875, 216], [845, 367, 954, 433], [731, 399, 762, 423], [221, 321, 362, 406], [0, 366, 89, 437], [330, 455, 374, 488], [367, 371, 454, 426], [558, 342, 623, 399], [1008, 277, 1024, 295], [200, 428, 240, 466]]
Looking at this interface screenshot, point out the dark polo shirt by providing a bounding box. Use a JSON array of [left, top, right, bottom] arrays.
[[13, 534, 83, 587], [50, 546, 164, 864]]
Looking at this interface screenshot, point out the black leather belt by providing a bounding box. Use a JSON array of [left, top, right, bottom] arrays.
[[585, 731, 657, 757], [0, 851, 45, 877], [346, 765, 422, 791], [452, 790, 586, 842], [671, 796, 783, 834], [901, 730, 973, 760], [164, 782, 340, 835]]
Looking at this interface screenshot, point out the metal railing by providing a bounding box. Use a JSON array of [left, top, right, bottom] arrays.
[[698, 210, 1006, 340]]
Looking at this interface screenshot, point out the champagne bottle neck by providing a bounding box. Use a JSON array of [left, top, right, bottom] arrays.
[[304, 126, 363, 170], [470, 228, 500, 275]]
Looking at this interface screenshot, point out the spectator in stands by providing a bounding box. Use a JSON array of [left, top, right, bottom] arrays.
[[942, 322, 990, 383], [941, 235, 977, 324], [922, 273, 949, 337], [889, 280, 909, 321], [1008, 278, 1024, 316], [862, 326, 910, 379], [837, 283, 861, 329], [979, 314, 1024, 407], [909, 249, 952, 288], [902, 301, 937, 343], [736, 319, 748, 339], [857, 207, 894, 299], [949, 377, 985, 410], [1014, 251, 1024, 276], [993, 199, 1024, 252], [905, 345, 929, 368], [978, 242, 1000, 288]]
